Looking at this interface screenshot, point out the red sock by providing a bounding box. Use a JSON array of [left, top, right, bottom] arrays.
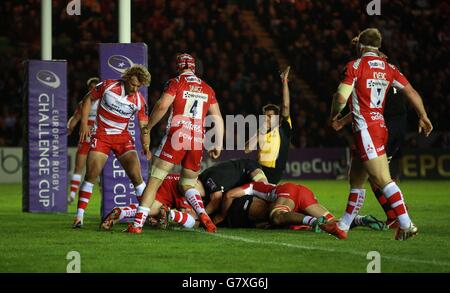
[[133, 206, 149, 228], [339, 188, 366, 230], [382, 182, 411, 228], [76, 181, 94, 217], [170, 210, 196, 228], [185, 188, 206, 216], [119, 204, 138, 220], [373, 186, 396, 222], [70, 174, 82, 198]]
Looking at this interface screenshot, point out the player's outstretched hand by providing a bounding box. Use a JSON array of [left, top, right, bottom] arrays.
[[419, 115, 433, 137], [280, 66, 290, 82], [208, 148, 221, 160], [79, 123, 90, 143]]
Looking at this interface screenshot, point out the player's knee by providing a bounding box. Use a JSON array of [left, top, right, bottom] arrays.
[[179, 177, 198, 192], [349, 176, 365, 189], [150, 166, 168, 181], [370, 175, 391, 189]]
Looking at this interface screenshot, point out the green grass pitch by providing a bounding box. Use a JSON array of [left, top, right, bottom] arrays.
[[1, 180, 449, 272]]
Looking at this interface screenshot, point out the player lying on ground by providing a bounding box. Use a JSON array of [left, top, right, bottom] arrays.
[[101, 158, 267, 230], [128, 53, 224, 234], [215, 181, 386, 232], [199, 158, 268, 215], [101, 174, 201, 230], [323, 28, 433, 240], [67, 77, 99, 204], [72, 65, 152, 228]]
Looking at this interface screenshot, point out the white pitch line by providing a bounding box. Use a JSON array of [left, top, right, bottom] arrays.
[[199, 231, 450, 268]]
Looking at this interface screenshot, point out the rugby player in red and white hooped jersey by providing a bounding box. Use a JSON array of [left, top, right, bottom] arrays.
[[67, 77, 100, 204], [72, 65, 152, 228], [127, 53, 224, 234], [323, 28, 433, 240]]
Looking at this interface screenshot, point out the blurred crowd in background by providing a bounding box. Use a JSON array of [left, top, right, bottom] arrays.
[[0, 0, 448, 149]]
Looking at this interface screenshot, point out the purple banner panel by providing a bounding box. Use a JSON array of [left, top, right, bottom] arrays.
[[23, 60, 67, 212], [99, 43, 149, 219], [202, 148, 349, 180]]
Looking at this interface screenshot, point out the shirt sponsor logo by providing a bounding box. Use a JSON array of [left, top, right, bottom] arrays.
[[102, 92, 136, 116], [370, 112, 384, 121], [368, 60, 385, 70], [161, 151, 173, 159], [185, 75, 202, 84], [183, 90, 208, 101]]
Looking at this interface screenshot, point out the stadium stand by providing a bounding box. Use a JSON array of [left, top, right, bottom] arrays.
[[0, 0, 448, 149]]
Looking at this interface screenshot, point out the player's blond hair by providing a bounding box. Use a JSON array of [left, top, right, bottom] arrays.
[[86, 77, 99, 87], [358, 28, 382, 49], [122, 64, 151, 86]]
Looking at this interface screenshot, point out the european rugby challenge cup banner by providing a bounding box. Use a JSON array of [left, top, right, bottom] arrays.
[[23, 60, 67, 212], [99, 43, 149, 219]]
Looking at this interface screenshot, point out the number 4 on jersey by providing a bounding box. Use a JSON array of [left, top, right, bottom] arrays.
[[189, 100, 198, 117]]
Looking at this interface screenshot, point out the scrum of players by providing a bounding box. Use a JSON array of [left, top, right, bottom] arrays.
[[69, 28, 433, 241]]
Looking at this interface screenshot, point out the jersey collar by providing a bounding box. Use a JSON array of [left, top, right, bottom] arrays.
[[362, 52, 379, 57]]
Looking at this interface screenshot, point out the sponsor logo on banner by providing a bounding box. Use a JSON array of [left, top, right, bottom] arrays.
[[36, 70, 61, 88], [107, 55, 134, 74]]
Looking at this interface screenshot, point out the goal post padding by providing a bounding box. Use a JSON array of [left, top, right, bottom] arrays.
[[23, 60, 68, 213], [98, 43, 149, 220]]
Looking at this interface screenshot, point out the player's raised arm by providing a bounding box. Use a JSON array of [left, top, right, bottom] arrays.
[[400, 84, 433, 137], [280, 66, 291, 119], [207, 102, 224, 159]]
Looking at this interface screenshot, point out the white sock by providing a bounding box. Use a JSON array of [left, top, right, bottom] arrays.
[[184, 188, 206, 216], [169, 210, 196, 229], [338, 188, 366, 231], [134, 182, 146, 203], [302, 216, 316, 226], [118, 204, 138, 220], [135, 182, 146, 197], [76, 208, 85, 218], [133, 206, 150, 228], [382, 182, 411, 229], [70, 173, 82, 198]]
